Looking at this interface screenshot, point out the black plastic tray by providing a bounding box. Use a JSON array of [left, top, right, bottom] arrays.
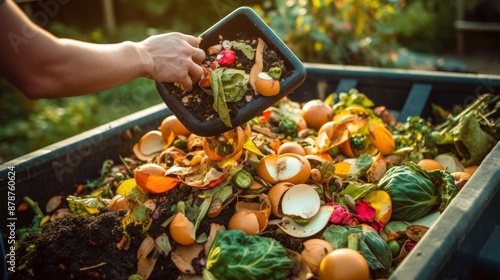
[[156, 6, 306, 137], [2, 64, 500, 279]]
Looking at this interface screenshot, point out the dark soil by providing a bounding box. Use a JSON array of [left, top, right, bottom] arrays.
[[10, 210, 138, 280], [9, 186, 237, 280], [162, 32, 292, 123]]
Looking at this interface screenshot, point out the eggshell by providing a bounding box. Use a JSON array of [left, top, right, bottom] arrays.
[[278, 205, 334, 238], [228, 210, 260, 235], [281, 184, 321, 219], [133, 130, 165, 161]]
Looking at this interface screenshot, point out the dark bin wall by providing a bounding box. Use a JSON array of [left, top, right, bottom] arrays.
[[1, 64, 499, 279]]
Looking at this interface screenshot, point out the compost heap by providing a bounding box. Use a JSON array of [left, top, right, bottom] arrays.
[[9, 90, 499, 280]]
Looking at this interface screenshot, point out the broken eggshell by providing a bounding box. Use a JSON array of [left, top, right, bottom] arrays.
[[50, 208, 72, 223], [165, 153, 229, 189], [133, 130, 166, 162], [108, 194, 129, 211], [281, 184, 321, 219], [228, 209, 268, 235], [234, 194, 272, 218], [135, 164, 180, 194], [257, 153, 311, 185], [278, 205, 334, 238], [267, 182, 294, 218], [45, 195, 63, 213], [170, 212, 196, 245], [316, 121, 350, 154], [228, 194, 272, 234]]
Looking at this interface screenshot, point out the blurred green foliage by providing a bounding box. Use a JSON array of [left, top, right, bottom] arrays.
[[393, 0, 456, 53], [0, 78, 160, 163], [256, 0, 399, 66], [1, 0, 462, 163], [256, 0, 458, 66]]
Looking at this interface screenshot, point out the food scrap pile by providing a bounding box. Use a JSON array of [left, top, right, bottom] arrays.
[[10, 91, 499, 280], [165, 33, 290, 128]]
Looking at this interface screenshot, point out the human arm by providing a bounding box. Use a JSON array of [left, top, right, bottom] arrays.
[[0, 0, 206, 98]]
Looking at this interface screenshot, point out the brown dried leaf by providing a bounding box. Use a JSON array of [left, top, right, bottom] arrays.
[[137, 235, 156, 259], [406, 225, 429, 242], [171, 243, 204, 275], [286, 249, 314, 279], [365, 155, 387, 183], [137, 235, 158, 280]]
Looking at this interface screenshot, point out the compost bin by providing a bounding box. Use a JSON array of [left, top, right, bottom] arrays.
[[1, 63, 499, 280]]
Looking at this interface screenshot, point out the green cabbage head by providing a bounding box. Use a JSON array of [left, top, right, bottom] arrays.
[[379, 162, 438, 221], [204, 230, 293, 280]]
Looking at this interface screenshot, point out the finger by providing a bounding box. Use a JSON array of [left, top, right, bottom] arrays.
[[192, 48, 206, 64], [180, 64, 203, 92], [188, 63, 204, 84], [183, 34, 200, 48], [179, 74, 193, 92]]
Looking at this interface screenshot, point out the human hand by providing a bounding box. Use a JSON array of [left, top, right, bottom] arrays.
[[139, 32, 206, 91]]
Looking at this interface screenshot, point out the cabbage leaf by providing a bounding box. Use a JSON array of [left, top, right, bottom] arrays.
[[427, 169, 458, 212], [204, 230, 293, 280]]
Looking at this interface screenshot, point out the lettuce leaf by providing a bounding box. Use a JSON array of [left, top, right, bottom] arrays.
[[210, 68, 249, 127], [204, 230, 293, 280]]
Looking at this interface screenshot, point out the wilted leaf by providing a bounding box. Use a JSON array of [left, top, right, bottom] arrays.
[[453, 113, 497, 166], [406, 224, 429, 242]]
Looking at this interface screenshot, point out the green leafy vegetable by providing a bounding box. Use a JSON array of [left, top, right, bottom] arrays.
[[210, 68, 250, 127], [378, 162, 438, 221], [322, 224, 350, 249], [84, 159, 114, 189], [427, 169, 458, 212], [392, 116, 439, 162], [433, 93, 499, 166], [268, 67, 282, 79], [322, 225, 392, 275], [359, 229, 392, 272], [67, 195, 104, 216], [332, 89, 375, 113], [116, 179, 152, 233], [205, 230, 294, 280], [279, 118, 298, 138], [222, 41, 255, 60], [339, 183, 378, 201]]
